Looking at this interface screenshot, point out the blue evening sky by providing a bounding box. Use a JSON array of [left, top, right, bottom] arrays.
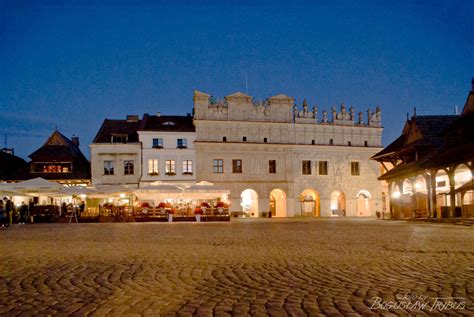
[[1, 0, 473, 159]]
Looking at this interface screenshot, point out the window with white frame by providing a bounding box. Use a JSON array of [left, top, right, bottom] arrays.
[[104, 160, 114, 175], [124, 160, 134, 175], [152, 138, 163, 148], [177, 139, 187, 148], [148, 159, 159, 175], [182, 160, 193, 175], [166, 160, 176, 175], [213, 159, 223, 173]]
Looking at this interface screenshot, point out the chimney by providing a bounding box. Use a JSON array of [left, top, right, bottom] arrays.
[[157, 111, 161, 117], [71, 135, 79, 147], [126, 115, 139, 122]]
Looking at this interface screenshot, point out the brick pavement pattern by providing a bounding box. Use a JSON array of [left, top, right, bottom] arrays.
[[0, 218, 473, 316]]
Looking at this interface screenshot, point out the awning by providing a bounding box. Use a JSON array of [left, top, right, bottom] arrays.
[[1, 177, 66, 196], [88, 185, 133, 198], [181, 181, 230, 199]]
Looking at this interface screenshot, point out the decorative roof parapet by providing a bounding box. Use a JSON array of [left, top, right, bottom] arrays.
[[193, 90, 382, 127]]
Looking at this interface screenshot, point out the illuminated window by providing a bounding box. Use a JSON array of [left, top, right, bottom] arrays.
[[148, 159, 158, 175], [166, 160, 176, 175], [182, 160, 193, 175]]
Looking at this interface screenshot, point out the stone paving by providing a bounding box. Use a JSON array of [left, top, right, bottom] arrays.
[[0, 218, 473, 316]]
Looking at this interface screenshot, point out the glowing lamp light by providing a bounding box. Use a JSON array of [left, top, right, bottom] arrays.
[[119, 193, 126, 198], [392, 191, 401, 199], [414, 182, 422, 190], [80, 194, 86, 199]]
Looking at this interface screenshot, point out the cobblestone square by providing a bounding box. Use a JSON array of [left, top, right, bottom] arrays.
[[0, 219, 473, 316]]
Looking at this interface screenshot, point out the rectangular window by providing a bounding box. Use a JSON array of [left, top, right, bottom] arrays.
[[329, 139, 334, 145], [232, 159, 242, 173], [32, 162, 72, 173], [165, 160, 176, 175], [111, 134, 127, 143], [318, 161, 328, 175], [351, 162, 360, 176], [302, 160, 311, 175], [152, 138, 163, 148], [243, 136, 247, 142], [104, 160, 114, 175], [148, 159, 159, 175], [124, 160, 134, 175], [269, 160, 276, 174], [177, 139, 187, 148], [182, 160, 193, 175], [364, 140, 368, 147], [213, 159, 223, 174], [263, 137, 268, 143]]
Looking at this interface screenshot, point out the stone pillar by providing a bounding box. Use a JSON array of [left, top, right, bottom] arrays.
[[258, 197, 270, 217], [430, 171, 438, 218], [449, 171, 456, 218], [425, 175, 433, 218]]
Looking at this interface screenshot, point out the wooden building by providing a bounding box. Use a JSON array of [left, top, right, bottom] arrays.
[[28, 130, 91, 186], [372, 80, 474, 218]]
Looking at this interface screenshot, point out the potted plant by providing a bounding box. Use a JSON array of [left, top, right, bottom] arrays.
[[194, 207, 203, 222], [216, 201, 227, 214]]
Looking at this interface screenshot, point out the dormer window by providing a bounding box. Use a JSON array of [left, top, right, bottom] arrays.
[[111, 134, 127, 144]]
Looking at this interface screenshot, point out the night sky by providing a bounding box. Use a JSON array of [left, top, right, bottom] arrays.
[[1, 1, 473, 159]]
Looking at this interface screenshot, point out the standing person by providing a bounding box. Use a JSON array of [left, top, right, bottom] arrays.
[[79, 201, 85, 219], [5, 198, 13, 228], [28, 199, 35, 224], [19, 202, 28, 225], [0, 199, 5, 228]]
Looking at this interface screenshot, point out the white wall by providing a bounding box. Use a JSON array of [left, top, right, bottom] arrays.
[[90, 143, 142, 187], [139, 131, 196, 186]]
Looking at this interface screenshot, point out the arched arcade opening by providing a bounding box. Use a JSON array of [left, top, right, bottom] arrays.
[[269, 189, 287, 217], [241, 189, 259, 217], [299, 189, 320, 217]]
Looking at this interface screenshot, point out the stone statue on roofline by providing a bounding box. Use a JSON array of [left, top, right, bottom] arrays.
[[322, 110, 328, 123], [331, 106, 337, 122], [375, 106, 382, 123], [313, 105, 318, 122], [350, 106, 355, 121], [358, 111, 363, 125]]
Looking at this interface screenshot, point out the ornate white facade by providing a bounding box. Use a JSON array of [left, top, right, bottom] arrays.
[[194, 90, 384, 217]]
